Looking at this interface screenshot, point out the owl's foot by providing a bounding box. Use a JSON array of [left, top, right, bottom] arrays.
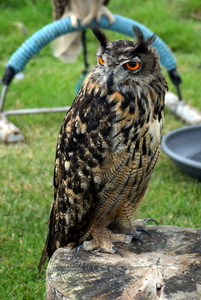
[[78, 228, 131, 255], [109, 231, 142, 244], [132, 218, 158, 228], [77, 242, 123, 257], [81, 234, 120, 255], [109, 218, 158, 246], [78, 219, 157, 256], [96, 6, 115, 24], [130, 218, 158, 240], [82, 6, 115, 25], [110, 218, 157, 246], [78, 229, 142, 256]]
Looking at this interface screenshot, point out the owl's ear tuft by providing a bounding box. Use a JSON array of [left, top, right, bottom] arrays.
[[91, 27, 108, 48], [133, 26, 156, 52]]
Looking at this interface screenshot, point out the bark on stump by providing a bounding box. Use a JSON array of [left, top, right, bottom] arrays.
[[46, 225, 201, 300]]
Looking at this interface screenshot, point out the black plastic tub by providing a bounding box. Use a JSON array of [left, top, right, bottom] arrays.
[[161, 125, 201, 181]]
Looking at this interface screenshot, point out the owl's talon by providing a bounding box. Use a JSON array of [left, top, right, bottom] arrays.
[[76, 244, 84, 257], [111, 246, 123, 257], [136, 227, 152, 237], [143, 218, 158, 225], [127, 234, 143, 243]]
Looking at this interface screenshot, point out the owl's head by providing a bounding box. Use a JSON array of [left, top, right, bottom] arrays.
[[91, 27, 161, 92]]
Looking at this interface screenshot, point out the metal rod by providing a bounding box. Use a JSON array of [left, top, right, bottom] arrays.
[[176, 84, 182, 101], [0, 85, 8, 112], [4, 106, 70, 116]]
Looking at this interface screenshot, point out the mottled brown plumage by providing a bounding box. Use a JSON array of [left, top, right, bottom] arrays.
[[38, 27, 168, 272], [52, 0, 114, 62]]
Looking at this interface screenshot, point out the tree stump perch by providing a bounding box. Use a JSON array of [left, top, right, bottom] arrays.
[[0, 113, 25, 144], [46, 225, 201, 300]]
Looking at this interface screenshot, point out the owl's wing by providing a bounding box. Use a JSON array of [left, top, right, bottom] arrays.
[[38, 85, 112, 271]]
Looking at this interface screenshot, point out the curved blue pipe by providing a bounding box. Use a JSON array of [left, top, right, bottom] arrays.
[[6, 14, 176, 73]]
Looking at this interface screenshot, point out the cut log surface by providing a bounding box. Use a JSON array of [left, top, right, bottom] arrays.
[[0, 113, 25, 144], [46, 225, 201, 300]]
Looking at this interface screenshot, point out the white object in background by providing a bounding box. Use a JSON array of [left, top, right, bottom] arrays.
[[14, 72, 24, 80], [165, 91, 201, 125], [0, 113, 25, 144]]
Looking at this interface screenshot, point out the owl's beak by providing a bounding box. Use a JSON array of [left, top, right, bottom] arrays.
[[106, 70, 114, 91]]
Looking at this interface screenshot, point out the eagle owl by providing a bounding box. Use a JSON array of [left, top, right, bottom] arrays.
[[39, 27, 168, 272], [52, 0, 114, 62]]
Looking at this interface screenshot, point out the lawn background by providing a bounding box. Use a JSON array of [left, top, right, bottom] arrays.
[[0, 0, 201, 299]]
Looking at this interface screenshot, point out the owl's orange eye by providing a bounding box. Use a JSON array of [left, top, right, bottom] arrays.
[[125, 62, 141, 70], [98, 56, 104, 65]]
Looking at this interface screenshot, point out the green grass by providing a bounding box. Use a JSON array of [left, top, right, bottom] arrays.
[[0, 0, 201, 299]]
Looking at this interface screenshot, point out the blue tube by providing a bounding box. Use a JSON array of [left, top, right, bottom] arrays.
[[6, 14, 176, 73]]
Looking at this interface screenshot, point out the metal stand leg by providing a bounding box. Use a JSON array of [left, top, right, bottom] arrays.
[[0, 84, 25, 144]]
